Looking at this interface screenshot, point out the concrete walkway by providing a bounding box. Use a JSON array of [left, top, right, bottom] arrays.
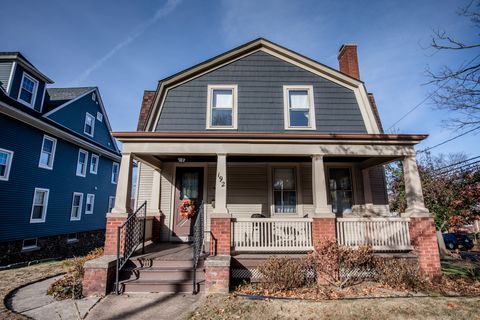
[[8, 275, 100, 320], [85, 292, 204, 320]]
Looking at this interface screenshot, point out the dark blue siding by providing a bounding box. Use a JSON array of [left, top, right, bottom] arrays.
[[8, 64, 45, 112], [0, 114, 117, 242], [156, 51, 367, 133], [45, 92, 118, 153]]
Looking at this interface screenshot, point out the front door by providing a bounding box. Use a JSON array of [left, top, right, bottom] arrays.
[[329, 168, 353, 216], [172, 167, 204, 241]]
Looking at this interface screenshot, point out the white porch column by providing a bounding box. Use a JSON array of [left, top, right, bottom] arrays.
[[312, 155, 334, 217], [149, 169, 162, 215], [111, 153, 134, 214], [402, 155, 429, 217], [213, 153, 229, 216], [362, 168, 374, 214]]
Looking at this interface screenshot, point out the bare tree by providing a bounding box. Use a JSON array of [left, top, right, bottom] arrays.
[[427, 1, 480, 130]]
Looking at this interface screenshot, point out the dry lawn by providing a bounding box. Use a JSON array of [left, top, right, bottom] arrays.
[[189, 294, 480, 320], [0, 261, 65, 320]]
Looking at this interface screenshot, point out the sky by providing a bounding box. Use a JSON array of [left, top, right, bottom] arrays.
[[1, 0, 478, 159]]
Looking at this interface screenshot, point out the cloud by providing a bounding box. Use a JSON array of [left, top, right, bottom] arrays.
[[76, 0, 182, 83]]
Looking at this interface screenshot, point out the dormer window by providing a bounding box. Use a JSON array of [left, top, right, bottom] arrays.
[[206, 85, 238, 129], [283, 85, 316, 130], [84, 113, 95, 137], [18, 73, 38, 108]]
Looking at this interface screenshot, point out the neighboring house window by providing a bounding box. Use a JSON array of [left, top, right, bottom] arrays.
[[38, 135, 57, 170], [272, 168, 297, 214], [67, 233, 78, 243], [206, 85, 238, 129], [90, 154, 99, 174], [0, 148, 13, 181], [76, 149, 88, 177], [70, 192, 83, 221], [18, 73, 38, 108], [22, 238, 38, 251], [85, 194, 95, 214], [108, 196, 115, 212], [84, 113, 95, 137], [111, 162, 119, 184], [283, 85, 316, 130], [30, 188, 49, 223], [96, 112, 103, 122]]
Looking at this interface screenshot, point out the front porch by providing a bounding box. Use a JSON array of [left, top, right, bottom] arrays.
[[93, 132, 441, 295]]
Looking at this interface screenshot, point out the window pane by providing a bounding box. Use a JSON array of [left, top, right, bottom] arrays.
[[22, 77, 34, 92], [40, 152, 50, 166], [43, 139, 53, 153], [32, 206, 43, 219], [273, 168, 297, 213], [20, 89, 33, 103], [73, 195, 80, 206], [0, 152, 7, 165], [213, 90, 232, 109], [72, 207, 79, 218], [273, 168, 295, 190], [274, 191, 297, 213], [34, 192, 45, 205], [0, 165, 5, 177], [289, 90, 309, 109], [289, 110, 309, 127], [212, 109, 232, 126], [79, 153, 86, 164]]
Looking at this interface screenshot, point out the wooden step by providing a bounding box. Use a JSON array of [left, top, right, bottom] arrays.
[[121, 279, 204, 293], [122, 267, 205, 282], [130, 258, 205, 269]]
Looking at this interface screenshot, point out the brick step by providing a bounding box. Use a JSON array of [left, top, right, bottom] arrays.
[[121, 279, 204, 293], [122, 267, 205, 282]]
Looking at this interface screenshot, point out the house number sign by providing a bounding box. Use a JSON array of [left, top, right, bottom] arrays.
[[217, 172, 225, 187]]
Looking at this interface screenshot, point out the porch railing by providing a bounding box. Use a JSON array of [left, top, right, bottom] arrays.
[[231, 218, 313, 252], [336, 217, 412, 251], [115, 201, 147, 294], [192, 201, 205, 294]]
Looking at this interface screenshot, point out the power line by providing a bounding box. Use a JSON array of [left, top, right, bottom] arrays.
[[431, 155, 480, 172], [417, 126, 480, 154]]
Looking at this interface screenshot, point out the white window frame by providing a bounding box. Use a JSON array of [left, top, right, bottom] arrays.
[[76, 149, 88, 177], [267, 164, 303, 217], [67, 233, 78, 244], [0, 148, 14, 181], [108, 196, 116, 212], [17, 72, 39, 109], [206, 84, 238, 130], [90, 154, 99, 174], [22, 238, 39, 251], [70, 192, 83, 221], [84, 112, 95, 137], [85, 193, 95, 214], [111, 162, 119, 184], [283, 85, 316, 130], [30, 188, 49, 223], [96, 112, 103, 122], [38, 135, 57, 170]]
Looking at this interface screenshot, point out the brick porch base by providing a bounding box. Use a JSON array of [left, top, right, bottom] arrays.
[[409, 217, 442, 278]]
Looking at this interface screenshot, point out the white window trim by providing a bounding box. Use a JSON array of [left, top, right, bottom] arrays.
[[206, 84, 238, 130], [283, 85, 316, 130], [84, 112, 95, 137], [76, 149, 88, 177], [0, 148, 14, 181], [67, 233, 78, 244], [30, 187, 49, 223], [90, 154, 99, 174], [108, 196, 116, 212], [267, 164, 303, 217], [70, 192, 83, 221], [111, 162, 119, 184], [96, 112, 103, 122], [17, 72, 39, 109], [22, 238, 39, 251], [85, 193, 95, 214], [38, 135, 57, 170]]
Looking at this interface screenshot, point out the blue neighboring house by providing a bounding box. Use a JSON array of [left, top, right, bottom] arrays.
[[0, 52, 121, 265]]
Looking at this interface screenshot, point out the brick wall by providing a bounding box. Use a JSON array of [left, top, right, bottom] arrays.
[[409, 217, 442, 279], [104, 216, 126, 256], [312, 217, 336, 249], [210, 218, 231, 256], [82, 256, 117, 296]]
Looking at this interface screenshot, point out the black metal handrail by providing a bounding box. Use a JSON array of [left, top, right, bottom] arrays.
[[192, 201, 205, 294], [115, 201, 147, 294]]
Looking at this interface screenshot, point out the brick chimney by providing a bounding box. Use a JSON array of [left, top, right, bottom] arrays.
[[338, 44, 360, 80]]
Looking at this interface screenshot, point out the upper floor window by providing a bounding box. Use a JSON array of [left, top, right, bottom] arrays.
[[85, 194, 95, 214], [111, 162, 119, 184], [272, 167, 297, 214], [206, 85, 238, 129], [76, 149, 88, 177], [38, 135, 57, 170], [70, 192, 83, 221], [84, 113, 95, 137], [30, 188, 49, 223], [90, 154, 99, 174], [96, 112, 103, 122], [0, 148, 14, 181], [18, 73, 38, 108], [283, 85, 316, 130]]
